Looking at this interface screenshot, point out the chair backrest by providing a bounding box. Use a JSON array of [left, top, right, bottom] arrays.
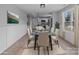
[[54, 29, 59, 35], [46, 25, 50, 30], [29, 26, 32, 34], [27, 28, 31, 38], [51, 27, 55, 34], [38, 31, 49, 47]]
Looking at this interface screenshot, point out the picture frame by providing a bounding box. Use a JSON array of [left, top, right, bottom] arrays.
[[7, 11, 19, 24]]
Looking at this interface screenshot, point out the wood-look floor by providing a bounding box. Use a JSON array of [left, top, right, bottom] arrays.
[[1, 34, 28, 55], [22, 37, 78, 55], [1, 34, 78, 55]]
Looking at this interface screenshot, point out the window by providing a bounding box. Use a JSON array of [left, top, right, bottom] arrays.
[[63, 9, 74, 31]]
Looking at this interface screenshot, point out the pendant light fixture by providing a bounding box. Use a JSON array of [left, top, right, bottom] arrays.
[[40, 4, 45, 8]]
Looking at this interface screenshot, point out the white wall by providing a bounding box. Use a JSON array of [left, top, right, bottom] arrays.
[[57, 5, 77, 46], [78, 6, 79, 53], [32, 18, 38, 26], [64, 31, 74, 44], [52, 12, 59, 27], [0, 5, 27, 53], [57, 5, 76, 37]]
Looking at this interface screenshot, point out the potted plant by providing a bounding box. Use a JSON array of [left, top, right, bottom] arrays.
[[54, 22, 60, 32]]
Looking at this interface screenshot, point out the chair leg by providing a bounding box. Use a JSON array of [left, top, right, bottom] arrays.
[[49, 35, 53, 50], [38, 46, 40, 55], [56, 40, 59, 47], [34, 38, 37, 50], [47, 47, 49, 55], [27, 40, 30, 47]]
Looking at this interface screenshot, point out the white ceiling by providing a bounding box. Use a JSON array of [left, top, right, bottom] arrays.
[[16, 4, 68, 16]]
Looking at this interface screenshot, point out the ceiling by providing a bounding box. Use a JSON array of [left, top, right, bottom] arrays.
[[16, 4, 68, 16]]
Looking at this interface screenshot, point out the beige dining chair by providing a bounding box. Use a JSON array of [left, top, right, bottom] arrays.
[[29, 26, 33, 34], [51, 29, 59, 47], [51, 27, 55, 34], [27, 28, 34, 47], [37, 31, 49, 55]]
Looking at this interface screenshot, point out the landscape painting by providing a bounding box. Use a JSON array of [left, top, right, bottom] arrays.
[[7, 11, 19, 24]]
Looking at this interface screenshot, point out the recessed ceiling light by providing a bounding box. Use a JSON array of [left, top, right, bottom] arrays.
[[40, 4, 45, 8]]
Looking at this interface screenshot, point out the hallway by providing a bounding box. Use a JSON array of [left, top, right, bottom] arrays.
[[0, 4, 78, 55], [0, 0, 79, 59]]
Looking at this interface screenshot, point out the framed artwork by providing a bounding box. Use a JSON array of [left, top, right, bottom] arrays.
[[7, 11, 19, 24]]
